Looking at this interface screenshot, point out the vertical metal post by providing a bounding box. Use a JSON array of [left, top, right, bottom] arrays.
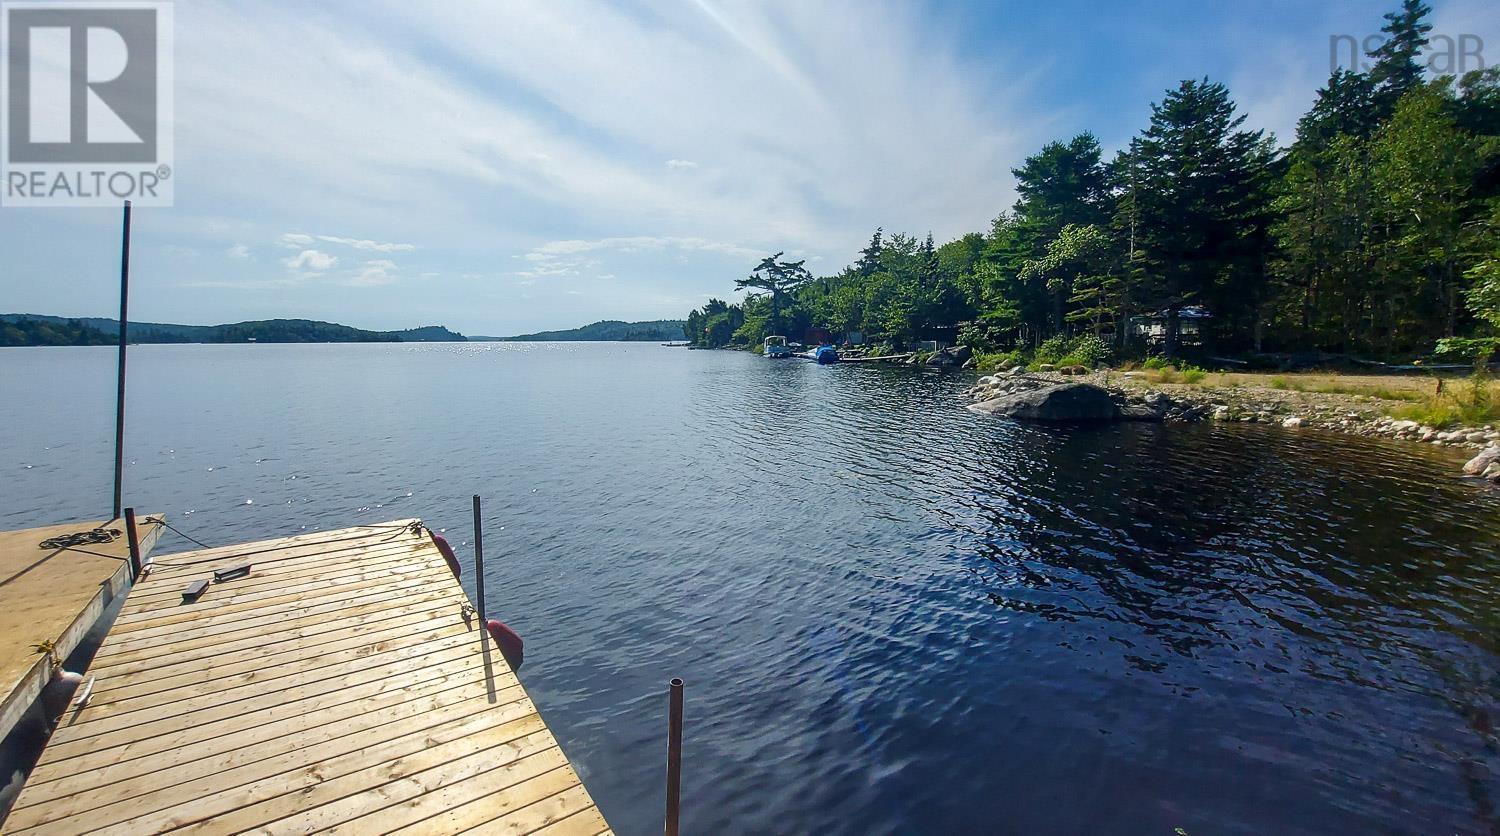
[[123, 507, 142, 579], [112, 200, 133, 520], [665, 677, 684, 836], [472, 495, 485, 619]]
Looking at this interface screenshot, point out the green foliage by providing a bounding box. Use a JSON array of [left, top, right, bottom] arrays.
[[0, 317, 114, 346], [1067, 334, 1112, 367], [1033, 334, 1070, 364], [1435, 337, 1500, 364], [682, 2, 1500, 368], [1138, 362, 1208, 384], [1142, 356, 1168, 370], [974, 350, 1026, 372], [1390, 375, 1500, 427]]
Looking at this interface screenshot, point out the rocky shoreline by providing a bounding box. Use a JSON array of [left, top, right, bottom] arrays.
[[963, 367, 1500, 486]]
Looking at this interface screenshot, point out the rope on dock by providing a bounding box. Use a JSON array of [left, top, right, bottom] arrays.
[[38, 528, 120, 551], [160, 520, 211, 549]]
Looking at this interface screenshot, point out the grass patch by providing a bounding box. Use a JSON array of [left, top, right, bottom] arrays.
[[975, 350, 1025, 372], [1138, 363, 1207, 385], [1388, 377, 1500, 428], [1263, 375, 1426, 401]]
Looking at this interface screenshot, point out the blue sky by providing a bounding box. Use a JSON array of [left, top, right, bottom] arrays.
[[2, 0, 1495, 336]]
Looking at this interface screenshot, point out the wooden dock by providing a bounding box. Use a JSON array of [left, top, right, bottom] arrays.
[[0, 515, 163, 740], [4, 519, 611, 835]]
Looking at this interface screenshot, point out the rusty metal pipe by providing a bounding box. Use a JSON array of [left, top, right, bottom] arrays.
[[123, 507, 142, 579], [665, 677, 684, 836]]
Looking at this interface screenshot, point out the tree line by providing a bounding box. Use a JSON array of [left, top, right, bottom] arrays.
[[685, 1, 1500, 363]]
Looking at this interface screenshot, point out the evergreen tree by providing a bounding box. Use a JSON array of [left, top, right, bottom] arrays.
[[1368, 0, 1433, 117], [1131, 78, 1275, 355], [856, 228, 884, 277], [736, 253, 812, 337]]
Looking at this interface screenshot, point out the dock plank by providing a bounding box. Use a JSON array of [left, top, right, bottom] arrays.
[[4, 521, 608, 835]]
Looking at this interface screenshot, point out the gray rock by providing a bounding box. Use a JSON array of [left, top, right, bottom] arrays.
[[925, 345, 973, 368], [970, 383, 1118, 422], [1118, 404, 1163, 422], [1463, 445, 1500, 476], [1483, 462, 1500, 481], [1282, 416, 1306, 428]]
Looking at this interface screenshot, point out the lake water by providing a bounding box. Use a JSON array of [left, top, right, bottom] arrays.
[[2, 342, 1499, 834]]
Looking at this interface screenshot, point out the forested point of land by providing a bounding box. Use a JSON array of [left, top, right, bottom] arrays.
[[686, 0, 1500, 367], [484, 320, 688, 341], [0, 315, 468, 345]]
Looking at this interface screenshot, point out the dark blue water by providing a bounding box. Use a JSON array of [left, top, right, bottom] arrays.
[[2, 343, 1499, 834]]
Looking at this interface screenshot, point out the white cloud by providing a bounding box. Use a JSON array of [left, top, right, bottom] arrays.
[[172, 0, 1037, 271], [526, 236, 761, 262], [283, 249, 338, 273], [315, 235, 416, 253], [280, 232, 414, 252], [226, 243, 251, 259], [349, 259, 399, 287], [6, 0, 1047, 334]]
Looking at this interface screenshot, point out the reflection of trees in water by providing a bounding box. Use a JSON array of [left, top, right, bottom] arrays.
[[935, 421, 1500, 827], [952, 422, 1499, 660]]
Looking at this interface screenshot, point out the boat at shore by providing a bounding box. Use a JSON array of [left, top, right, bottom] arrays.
[[809, 344, 840, 364], [764, 335, 794, 358]]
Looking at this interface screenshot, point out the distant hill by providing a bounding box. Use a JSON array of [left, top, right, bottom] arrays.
[[477, 319, 686, 342], [390, 325, 468, 342], [0, 314, 468, 345]]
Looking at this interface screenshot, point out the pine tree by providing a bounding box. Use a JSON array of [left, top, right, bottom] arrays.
[[1131, 79, 1275, 355], [1368, 0, 1433, 117], [856, 228, 884, 277], [736, 253, 812, 336]]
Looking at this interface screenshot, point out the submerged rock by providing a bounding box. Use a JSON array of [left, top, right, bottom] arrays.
[[971, 383, 1118, 422]]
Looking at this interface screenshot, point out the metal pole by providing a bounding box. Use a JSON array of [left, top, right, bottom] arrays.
[[665, 677, 684, 836], [112, 200, 132, 519], [123, 507, 142, 579], [472, 495, 485, 618]]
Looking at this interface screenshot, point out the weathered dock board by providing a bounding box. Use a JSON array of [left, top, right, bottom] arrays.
[[0, 515, 163, 740], [5, 519, 610, 835]]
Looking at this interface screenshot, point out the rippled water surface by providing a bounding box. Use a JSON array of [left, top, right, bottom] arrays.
[[3, 343, 1499, 834]]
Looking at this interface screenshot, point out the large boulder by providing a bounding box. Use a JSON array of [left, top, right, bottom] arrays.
[[1463, 444, 1500, 475], [970, 383, 1119, 422], [925, 345, 973, 368]]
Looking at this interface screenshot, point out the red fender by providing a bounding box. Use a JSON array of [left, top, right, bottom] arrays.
[[431, 533, 461, 578], [486, 619, 524, 671]]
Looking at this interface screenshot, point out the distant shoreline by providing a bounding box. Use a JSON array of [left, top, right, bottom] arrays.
[[0, 314, 465, 347]]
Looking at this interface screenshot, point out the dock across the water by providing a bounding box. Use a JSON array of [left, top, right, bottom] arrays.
[[5, 519, 610, 835]]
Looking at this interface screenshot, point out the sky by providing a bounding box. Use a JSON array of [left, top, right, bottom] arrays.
[[1, 0, 1496, 336]]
